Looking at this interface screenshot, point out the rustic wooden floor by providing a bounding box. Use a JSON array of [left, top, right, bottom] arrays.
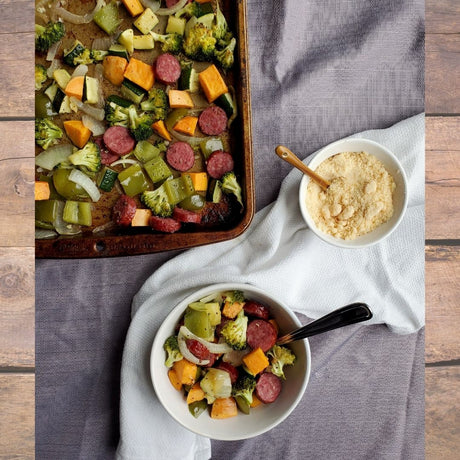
[[0, 0, 458, 458]]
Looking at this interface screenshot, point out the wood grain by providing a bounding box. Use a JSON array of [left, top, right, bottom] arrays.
[[0, 248, 34, 368], [426, 34, 460, 114], [426, 117, 460, 151], [426, 0, 460, 34], [0, 374, 34, 459], [0, 122, 35, 247], [426, 367, 460, 459], [425, 246, 460, 363]]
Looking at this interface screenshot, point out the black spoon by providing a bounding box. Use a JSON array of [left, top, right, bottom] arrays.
[[276, 303, 373, 345]]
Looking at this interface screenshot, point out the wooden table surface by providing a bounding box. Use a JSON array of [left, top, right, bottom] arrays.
[[0, 1, 458, 458]]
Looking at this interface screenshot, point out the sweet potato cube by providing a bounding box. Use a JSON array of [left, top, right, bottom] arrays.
[[173, 116, 198, 136], [122, 0, 144, 16], [168, 90, 194, 109], [152, 120, 172, 141], [172, 359, 198, 385], [183, 172, 208, 192], [222, 301, 245, 319], [168, 368, 182, 391], [131, 208, 152, 226], [250, 394, 263, 408], [198, 64, 228, 103], [103, 56, 128, 86], [64, 75, 85, 100], [211, 397, 238, 419], [186, 382, 206, 404], [242, 347, 269, 376], [35, 181, 50, 201], [124, 57, 155, 91]]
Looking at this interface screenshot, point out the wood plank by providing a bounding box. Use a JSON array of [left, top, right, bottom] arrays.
[[0, 248, 34, 368], [425, 245, 460, 363], [0, 121, 35, 247], [0, 373, 34, 459], [426, 34, 460, 114], [426, 0, 460, 34], [425, 117, 460, 239], [426, 366, 460, 459], [0, 1, 34, 34]]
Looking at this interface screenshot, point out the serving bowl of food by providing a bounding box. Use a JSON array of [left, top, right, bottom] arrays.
[[298, 138, 408, 248], [150, 283, 310, 440]]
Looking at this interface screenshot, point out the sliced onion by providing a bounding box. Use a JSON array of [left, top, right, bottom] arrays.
[[35, 144, 73, 170], [46, 59, 60, 78], [46, 39, 61, 61], [68, 169, 101, 202], [71, 64, 88, 78], [92, 37, 113, 51], [53, 201, 82, 235], [155, 0, 188, 15], [179, 326, 233, 354], [227, 86, 238, 128], [55, 0, 105, 24], [110, 158, 139, 167], [70, 97, 105, 120], [199, 293, 223, 304], [139, 0, 161, 12], [35, 228, 58, 239], [172, 131, 208, 147], [93, 220, 115, 234], [82, 114, 106, 136], [177, 329, 210, 366]]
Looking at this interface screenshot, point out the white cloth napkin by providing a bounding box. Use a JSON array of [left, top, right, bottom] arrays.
[[116, 114, 425, 460]]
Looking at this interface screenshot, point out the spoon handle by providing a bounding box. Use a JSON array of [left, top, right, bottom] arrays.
[[275, 145, 331, 191], [276, 303, 373, 345]]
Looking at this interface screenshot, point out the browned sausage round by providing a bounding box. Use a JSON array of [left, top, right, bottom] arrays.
[[217, 362, 239, 384], [112, 194, 136, 226], [95, 136, 118, 165], [243, 301, 270, 320], [246, 319, 277, 352], [198, 106, 228, 135], [206, 150, 234, 179], [256, 372, 282, 403], [103, 126, 135, 156], [186, 339, 211, 360], [149, 215, 181, 233], [166, 142, 195, 172], [173, 207, 202, 224], [155, 53, 181, 85]]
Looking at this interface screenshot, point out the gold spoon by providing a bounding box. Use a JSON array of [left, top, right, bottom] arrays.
[[275, 145, 331, 191]]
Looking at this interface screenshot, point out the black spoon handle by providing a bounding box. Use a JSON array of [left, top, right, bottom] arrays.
[[276, 303, 373, 345]]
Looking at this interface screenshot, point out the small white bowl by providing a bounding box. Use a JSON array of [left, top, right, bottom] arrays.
[[299, 138, 408, 248], [150, 283, 311, 441]]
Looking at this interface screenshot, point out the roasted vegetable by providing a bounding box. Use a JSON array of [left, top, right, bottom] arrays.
[[267, 345, 296, 380], [221, 171, 243, 207], [140, 88, 169, 121], [220, 310, 248, 350], [68, 141, 102, 173], [164, 335, 183, 368], [183, 23, 216, 61], [35, 118, 63, 150], [214, 37, 236, 71], [150, 31, 183, 54], [35, 21, 65, 53], [141, 183, 174, 217], [35, 64, 47, 91]]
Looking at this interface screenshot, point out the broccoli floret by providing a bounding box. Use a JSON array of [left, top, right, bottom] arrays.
[[183, 23, 216, 61], [221, 310, 248, 350], [68, 141, 101, 172], [214, 37, 236, 71], [267, 345, 296, 380], [221, 171, 243, 207], [90, 49, 109, 61], [175, 1, 202, 18], [163, 335, 183, 368], [35, 21, 65, 53], [150, 31, 183, 54], [140, 88, 169, 121], [212, 1, 228, 42], [127, 106, 154, 141], [35, 64, 48, 91], [105, 101, 130, 127], [35, 118, 63, 150], [141, 183, 173, 217], [73, 48, 93, 65], [224, 290, 245, 304], [232, 373, 256, 406]]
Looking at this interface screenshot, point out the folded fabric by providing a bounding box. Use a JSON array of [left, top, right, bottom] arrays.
[[116, 113, 425, 460]]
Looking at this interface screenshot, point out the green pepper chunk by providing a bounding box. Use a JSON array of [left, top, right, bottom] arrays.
[[53, 168, 90, 200], [93, 1, 121, 35], [118, 164, 150, 196], [63, 201, 92, 226], [234, 395, 250, 415], [134, 140, 163, 163], [164, 176, 195, 205], [188, 400, 207, 418], [35, 199, 60, 223], [35, 93, 57, 118], [178, 194, 205, 211], [184, 307, 214, 341], [144, 157, 172, 184]]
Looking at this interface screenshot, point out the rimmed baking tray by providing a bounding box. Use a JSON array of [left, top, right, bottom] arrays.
[[35, 0, 254, 258]]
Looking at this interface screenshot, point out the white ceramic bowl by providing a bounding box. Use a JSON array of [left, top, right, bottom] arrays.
[[299, 138, 408, 248], [150, 283, 311, 441]]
